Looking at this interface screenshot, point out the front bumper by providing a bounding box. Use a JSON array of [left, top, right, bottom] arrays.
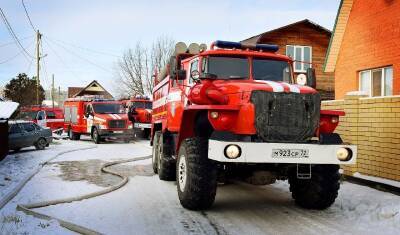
[[98, 129, 134, 139], [208, 140, 357, 165], [133, 123, 151, 129]]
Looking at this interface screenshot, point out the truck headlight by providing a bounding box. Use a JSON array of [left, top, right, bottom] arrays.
[[99, 124, 107, 129], [336, 147, 352, 161], [224, 144, 241, 159], [128, 124, 133, 129]]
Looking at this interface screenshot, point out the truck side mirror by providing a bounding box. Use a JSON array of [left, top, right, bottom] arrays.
[[306, 68, 317, 88], [176, 69, 187, 80]]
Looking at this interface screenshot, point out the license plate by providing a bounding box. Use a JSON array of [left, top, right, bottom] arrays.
[[114, 131, 123, 134], [272, 149, 309, 158]]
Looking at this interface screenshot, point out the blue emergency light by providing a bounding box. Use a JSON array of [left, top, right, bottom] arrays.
[[214, 40, 279, 52]]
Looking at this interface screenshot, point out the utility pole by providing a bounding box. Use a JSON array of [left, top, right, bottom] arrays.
[[36, 30, 42, 105], [51, 74, 55, 108]]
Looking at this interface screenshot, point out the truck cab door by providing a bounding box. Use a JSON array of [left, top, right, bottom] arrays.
[[36, 111, 46, 127], [166, 58, 198, 132], [85, 105, 94, 133]]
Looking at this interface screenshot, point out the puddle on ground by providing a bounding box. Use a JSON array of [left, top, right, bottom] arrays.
[[50, 160, 154, 187]]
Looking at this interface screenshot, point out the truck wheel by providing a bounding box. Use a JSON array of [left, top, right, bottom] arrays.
[[35, 138, 47, 150], [177, 137, 217, 210], [68, 129, 80, 140], [152, 131, 161, 174], [157, 133, 175, 181], [92, 127, 101, 144], [289, 165, 340, 210]]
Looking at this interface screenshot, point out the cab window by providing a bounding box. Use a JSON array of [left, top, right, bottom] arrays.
[[46, 111, 56, 119], [189, 59, 199, 84], [37, 111, 46, 120], [21, 123, 36, 132]]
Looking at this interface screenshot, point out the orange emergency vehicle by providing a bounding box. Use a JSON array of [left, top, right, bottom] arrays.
[[126, 95, 152, 138], [17, 105, 64, 131], [151, 41, 357, 210], [63, 96, 133, 143]]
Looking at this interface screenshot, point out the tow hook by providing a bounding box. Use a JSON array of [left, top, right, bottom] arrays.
[[297, 164, 312, 179]]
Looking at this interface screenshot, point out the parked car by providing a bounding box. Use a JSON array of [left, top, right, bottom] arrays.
[[8, 120, 53, 152]]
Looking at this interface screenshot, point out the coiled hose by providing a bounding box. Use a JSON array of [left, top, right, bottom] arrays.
[[17, 155, 152, 235]]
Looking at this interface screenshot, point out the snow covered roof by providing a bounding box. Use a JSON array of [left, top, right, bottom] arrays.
[[0, 101, 19, 119]]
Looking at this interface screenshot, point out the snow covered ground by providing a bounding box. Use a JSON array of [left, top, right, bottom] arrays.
[[1, 138, 399, 235]]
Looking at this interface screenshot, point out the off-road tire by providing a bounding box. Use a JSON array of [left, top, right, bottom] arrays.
[[152, 131, 161, 174], [35, 138, 47, 150], [289, 164, 340, 210], [157, 133, 175, 181], [92, 127, 101, 144], [177, 137, 217, 210]]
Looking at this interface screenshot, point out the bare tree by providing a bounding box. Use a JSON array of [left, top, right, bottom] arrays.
[[114, 36, 175, 97]]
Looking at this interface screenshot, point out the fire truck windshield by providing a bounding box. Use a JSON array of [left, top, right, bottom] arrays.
[[204, 57, 249, 79], [92, 103, 126, 114], [131, 101, 152, 109], [252, 58, 292, 83], [203, 56, 292, 82]]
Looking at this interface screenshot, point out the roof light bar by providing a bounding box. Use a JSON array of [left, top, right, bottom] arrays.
[[213, 40, 279, 52]]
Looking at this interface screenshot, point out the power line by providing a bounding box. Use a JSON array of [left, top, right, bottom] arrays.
[[0, 7, 34, 61], [46, 37, 114, 74], [40, 42, 50, 89], [21, 0, 36, 31], [0, 40, 34, 64], [47, 36, 121, 58], [42, 37, 82, 79], [0, 35, 32, 48], [25, 55, 34, 74]]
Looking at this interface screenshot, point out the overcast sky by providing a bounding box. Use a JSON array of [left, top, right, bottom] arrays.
[[0, 0, 340, 95]]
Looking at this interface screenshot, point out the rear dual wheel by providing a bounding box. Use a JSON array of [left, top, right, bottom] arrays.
[[68, 128, 80, 140], [152, 131, 175, 180]]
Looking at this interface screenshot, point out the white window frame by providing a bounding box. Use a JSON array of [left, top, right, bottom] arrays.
[[188, 58, 199, 86], [286, 45, 312, 73], [358, 66, 393, 97]]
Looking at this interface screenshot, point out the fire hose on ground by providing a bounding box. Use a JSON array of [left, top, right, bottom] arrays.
[[16, 155, 152, 235]]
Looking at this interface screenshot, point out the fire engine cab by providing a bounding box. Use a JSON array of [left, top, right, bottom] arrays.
[[126, 95, 152, 138], [151, 41, 357, 211], [17, 106, 64, 131], [63, 96, 133, 143]]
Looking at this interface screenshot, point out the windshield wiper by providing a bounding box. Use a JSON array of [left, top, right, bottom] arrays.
[[229, 75, 247, 79]]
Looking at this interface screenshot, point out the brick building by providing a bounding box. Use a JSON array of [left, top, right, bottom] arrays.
[[242, 19, 334, 100], [325, 0, 400, 99], [323, 0, 400, 183]]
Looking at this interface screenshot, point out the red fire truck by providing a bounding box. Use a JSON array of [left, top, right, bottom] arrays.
[[17, 106, 64, 131], [151, 41, 357, 210], [64, 96, 133, 143], [126, 95, 152, 138]]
